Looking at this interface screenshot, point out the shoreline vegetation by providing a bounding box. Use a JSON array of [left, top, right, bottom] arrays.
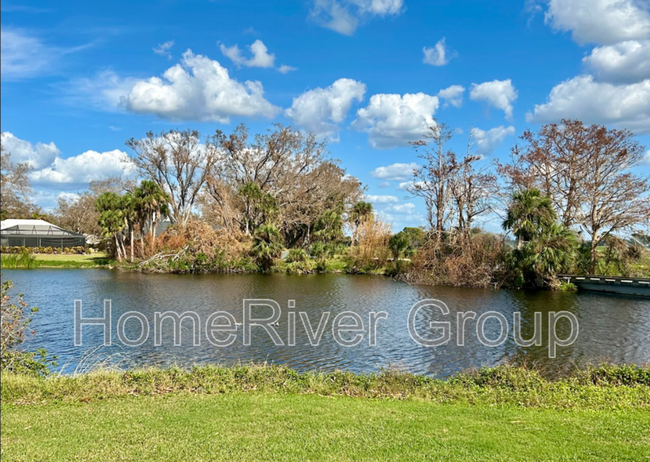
[[2, 247, 649, 288], [2, 364, 649, 461], [3, 363, 649, 409], [3, 120, 650, 290]]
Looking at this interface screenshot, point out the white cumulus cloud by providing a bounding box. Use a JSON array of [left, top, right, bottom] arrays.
[[1, 132, 60, 169], [545, 0, 650, 45], [285, 78, 366, 139], [364, 194, 399, 203], [437, 85, 465, 108], [423, 38, 456, 66], [30, 149, 135, 187], [470, 79, 518, 119], [526, 75, 650, 134], [583, 40, 650, 83], [385, 202, 416, 214], [472, 126, 515, 154], [220, 39, 275, 68], [370, 162, 419, 181], [530, 0, 650, 132], [353, 93, 439, 148], [310, 0, 404, 35], [124, 49, 279, 122]]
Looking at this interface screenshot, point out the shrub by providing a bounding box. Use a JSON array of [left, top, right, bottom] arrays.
[[1, 281, 54, 376], [404, 232, 507, 288], [284, 249, 315, 274]]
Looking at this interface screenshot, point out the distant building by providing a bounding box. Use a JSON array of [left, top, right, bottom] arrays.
[[0, 219, 86, 249]]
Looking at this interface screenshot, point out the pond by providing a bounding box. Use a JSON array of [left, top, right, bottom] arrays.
[[4, 269, 649, 377]]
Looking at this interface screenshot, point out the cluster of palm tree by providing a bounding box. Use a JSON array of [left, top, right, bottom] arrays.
[[502, 188, 577, 287], [95, 180, 169, 262]]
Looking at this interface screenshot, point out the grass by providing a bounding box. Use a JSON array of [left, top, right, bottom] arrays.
[[2, 365, 650, 460], [3, 393, 649, 462], [1, 252, 112, 269], [3, 364, 649, 409]]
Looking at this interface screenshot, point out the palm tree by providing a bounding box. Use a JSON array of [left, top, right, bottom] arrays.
[[388, 232, 410, 259], [314, 207, 344, 244], [252, 223, 283, 271], [134, 180, 170, 254], [95, 192, 127, 261], [350, 201, 373, 245], [502, 188, 556, 249], [121, 192, 138, 262], [521, 223, 577, 277]]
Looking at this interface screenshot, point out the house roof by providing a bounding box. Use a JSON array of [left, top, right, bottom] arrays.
[[0, 219, 82, 236]]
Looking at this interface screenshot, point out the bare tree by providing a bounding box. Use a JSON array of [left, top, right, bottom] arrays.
[[0, 148, 38, 220], [408, 122, 456, 235], [449, 130, 496, 233], [126, 130, 218, 225], [499, 120, 594, 227], [498, 120, 650, 271], [53, 177, 126, 235], [579, 126, 650, 271]]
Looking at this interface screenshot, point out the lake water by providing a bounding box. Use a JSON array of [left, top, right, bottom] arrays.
[[3, 269, 649, 377]]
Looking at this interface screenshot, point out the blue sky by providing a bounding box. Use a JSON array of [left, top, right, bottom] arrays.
[[2, 0, 649, 230]]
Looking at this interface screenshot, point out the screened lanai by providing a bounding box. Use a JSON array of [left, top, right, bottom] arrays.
[[0, 219, 85, 249]]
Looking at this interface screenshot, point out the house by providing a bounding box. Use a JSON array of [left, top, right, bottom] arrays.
[[0, 219, 86, 249]]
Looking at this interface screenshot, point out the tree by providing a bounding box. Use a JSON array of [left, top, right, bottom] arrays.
[[252, 223, 283, 271], [512, 223, 577, 287], [53, 177, 126, 235], [578, 127, 650, 272], [121, 192, 138, 263], [0, 149, 38, 219], [133, 180, 170, 255], [388, 232, 410, 259], [498, 120, 650, 272], [126, 130, 218, 226], [408, 122, 456, 235], [203, 124, 363, 244], [350, 201, 373, 245], [95, 192, 127, 261], [389, 227, 425, 259], [312, 206, 346, 244], [449, 131, 496, 234], [502, 188, 557, 250]]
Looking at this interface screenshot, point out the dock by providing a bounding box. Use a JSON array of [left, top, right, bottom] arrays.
[[559, 275, 650, 297]]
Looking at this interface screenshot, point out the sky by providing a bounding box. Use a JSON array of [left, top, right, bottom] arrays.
[[2, 0, 650, 231]]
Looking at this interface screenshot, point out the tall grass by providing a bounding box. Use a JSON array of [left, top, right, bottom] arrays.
[[2, 363, 648, 409], [0, 251, 37, 269], [348, 217, 392, 271]]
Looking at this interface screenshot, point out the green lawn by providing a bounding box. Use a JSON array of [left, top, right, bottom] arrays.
[[31, 253, 106, 262], [2, 393, 649, 462], [2, 365, 649, 461], [1, 252, 111, 268]]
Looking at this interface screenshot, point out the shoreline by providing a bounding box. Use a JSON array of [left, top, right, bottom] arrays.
[[3, 363, 649, 408]]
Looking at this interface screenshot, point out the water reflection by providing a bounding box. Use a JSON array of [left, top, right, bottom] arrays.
[[4, 269, 649, 377]]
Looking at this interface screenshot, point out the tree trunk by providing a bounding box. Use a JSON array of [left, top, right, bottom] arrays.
[[130, 227, 134, 262], [589, 235, 599, 274], [114, 236, 122, 261], [140, 223, 146, 258]]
